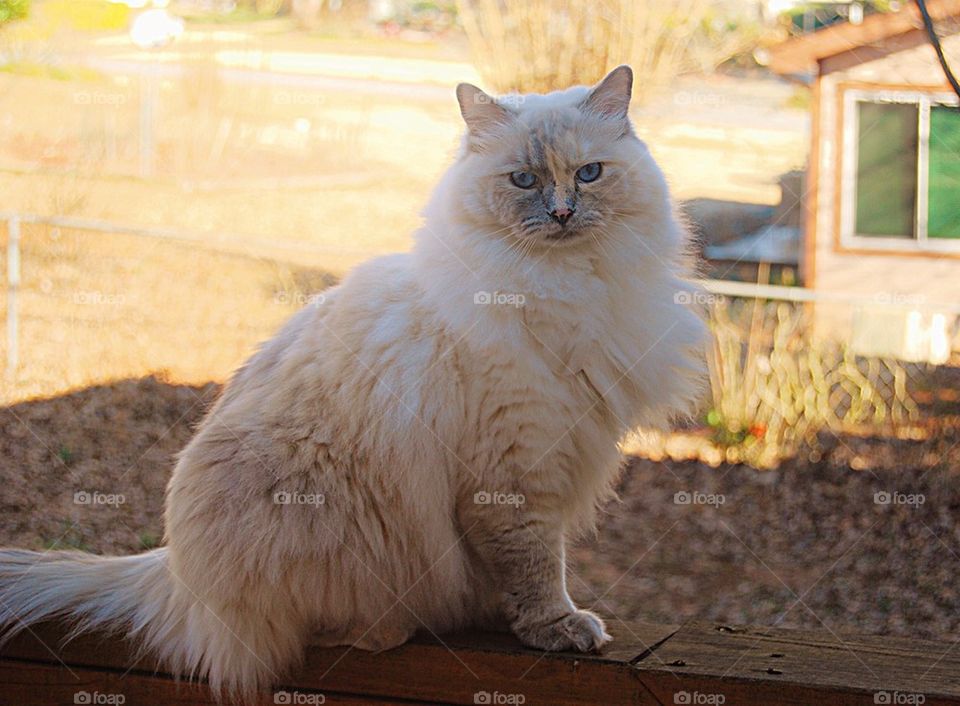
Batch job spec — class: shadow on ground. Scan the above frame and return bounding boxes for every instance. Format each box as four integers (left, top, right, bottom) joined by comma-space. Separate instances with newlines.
0, 376, 219, 553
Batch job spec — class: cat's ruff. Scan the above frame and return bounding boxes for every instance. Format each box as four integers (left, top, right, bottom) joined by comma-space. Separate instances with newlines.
0, 66, 705, 701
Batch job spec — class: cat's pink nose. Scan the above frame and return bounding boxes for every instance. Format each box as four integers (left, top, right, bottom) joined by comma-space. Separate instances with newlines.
551, 206, 574, 226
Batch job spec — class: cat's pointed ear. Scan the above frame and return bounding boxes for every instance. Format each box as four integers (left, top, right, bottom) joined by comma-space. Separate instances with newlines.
581, 65, 633, 119
456, 83, 512, 139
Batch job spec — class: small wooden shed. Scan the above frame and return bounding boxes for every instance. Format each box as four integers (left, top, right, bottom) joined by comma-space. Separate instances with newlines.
770, 0, 960, 362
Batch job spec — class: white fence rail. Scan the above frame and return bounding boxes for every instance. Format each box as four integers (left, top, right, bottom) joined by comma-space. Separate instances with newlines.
702, 278, 960, 314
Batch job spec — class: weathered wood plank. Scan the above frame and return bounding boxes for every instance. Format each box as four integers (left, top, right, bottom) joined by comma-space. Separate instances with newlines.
1, 620, 676, 706
0, 659, 430, 705
636, 622, 960, 706
287, 621, 676, 706
4, 619, 960, 706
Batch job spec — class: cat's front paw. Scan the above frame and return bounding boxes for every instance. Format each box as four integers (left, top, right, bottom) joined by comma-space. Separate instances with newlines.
514, 609, 612, 653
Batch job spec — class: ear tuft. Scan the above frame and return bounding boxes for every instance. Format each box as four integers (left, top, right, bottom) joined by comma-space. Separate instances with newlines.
456, 83, 512, 138
581, 65, 633, 119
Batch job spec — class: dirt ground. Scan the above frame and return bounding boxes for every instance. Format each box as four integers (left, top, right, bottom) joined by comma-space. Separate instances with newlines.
570, 442, 960, 641
2, 375, 958, 641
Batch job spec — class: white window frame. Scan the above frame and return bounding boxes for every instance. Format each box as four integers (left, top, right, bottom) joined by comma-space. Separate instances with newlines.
840, 87, 960, 253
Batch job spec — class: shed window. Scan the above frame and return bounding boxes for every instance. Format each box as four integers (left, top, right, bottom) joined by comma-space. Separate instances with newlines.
929, 106, 960, 239
844, 90, 960, 251
855, 102, 919, 238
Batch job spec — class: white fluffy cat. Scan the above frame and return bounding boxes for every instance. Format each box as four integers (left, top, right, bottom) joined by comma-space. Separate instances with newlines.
0, 66, 705, 700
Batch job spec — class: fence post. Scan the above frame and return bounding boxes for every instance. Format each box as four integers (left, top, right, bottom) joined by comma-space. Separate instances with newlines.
6, 216, 20, 377
139, 62, 159, 178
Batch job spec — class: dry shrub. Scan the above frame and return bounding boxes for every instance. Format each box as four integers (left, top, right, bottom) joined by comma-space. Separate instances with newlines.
707, 298, 921, 467
456, 0, 755, 100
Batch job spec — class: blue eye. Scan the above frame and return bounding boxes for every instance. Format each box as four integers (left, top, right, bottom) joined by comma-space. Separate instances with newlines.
576, 162, 602, 183
510, 171, 537, 189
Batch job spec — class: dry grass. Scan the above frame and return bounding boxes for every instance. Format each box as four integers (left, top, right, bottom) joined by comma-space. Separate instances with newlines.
0, 66, 451, 401
0, 222, 336, 403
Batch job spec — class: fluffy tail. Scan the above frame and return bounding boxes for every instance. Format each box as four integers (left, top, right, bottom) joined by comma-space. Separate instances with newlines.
0, 548, 175, 646
0, 548, 296, 700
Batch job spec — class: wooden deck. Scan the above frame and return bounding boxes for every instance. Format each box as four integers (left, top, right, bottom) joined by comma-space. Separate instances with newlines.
2, 619, 959, 704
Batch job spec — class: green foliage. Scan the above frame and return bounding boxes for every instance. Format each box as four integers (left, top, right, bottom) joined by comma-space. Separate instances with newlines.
0, 0, 29, 25
784, 0, 898, 33
785, 85, 811, 111
42, 523, 91, 552
387, 1, 457, 32
58, 445, 77, 466
139, 531, 161, 550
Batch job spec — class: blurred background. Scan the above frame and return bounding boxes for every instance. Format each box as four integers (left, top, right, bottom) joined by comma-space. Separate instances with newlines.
1, 0, 959, 642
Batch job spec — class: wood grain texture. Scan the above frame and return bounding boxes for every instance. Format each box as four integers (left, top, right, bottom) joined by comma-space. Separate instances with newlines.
636, 622, 960, 706
0, 660, 421, 705
0, 620, 675, 706
2, 619, 959, 706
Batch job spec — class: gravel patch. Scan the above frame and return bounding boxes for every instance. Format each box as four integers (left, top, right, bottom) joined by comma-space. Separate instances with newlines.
571, 434, 960, 640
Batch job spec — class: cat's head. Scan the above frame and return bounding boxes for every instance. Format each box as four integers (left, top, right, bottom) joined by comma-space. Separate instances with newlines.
452, 66, 663, 248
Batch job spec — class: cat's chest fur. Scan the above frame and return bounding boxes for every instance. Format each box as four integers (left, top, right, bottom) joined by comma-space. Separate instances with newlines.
457, 268, 638, 465
494, 264, 633, 410
447, 287, 633, 530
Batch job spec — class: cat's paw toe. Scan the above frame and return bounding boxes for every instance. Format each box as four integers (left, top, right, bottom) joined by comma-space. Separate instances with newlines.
557, 609, 611, 652
516, 609, 611, 653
